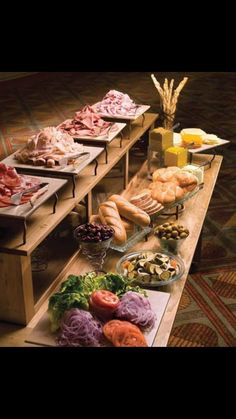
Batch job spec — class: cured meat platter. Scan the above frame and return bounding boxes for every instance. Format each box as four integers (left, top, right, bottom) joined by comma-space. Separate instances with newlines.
0, 175, 67, 219
92, 103, 150, 121
2, 145, 104, 177
73, 122, 126, 143
91, 90, 150, 121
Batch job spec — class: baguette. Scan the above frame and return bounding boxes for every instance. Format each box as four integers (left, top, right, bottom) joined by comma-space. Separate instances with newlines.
89, 214, 102, 224
121, 218, 135, 233
99, 201, 127, 245
109, 195, 150, 227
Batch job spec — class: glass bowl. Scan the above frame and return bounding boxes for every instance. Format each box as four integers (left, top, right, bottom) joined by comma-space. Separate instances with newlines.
156, 236, 186, 254
74, 224, 114, 271
116, 250, 185, 287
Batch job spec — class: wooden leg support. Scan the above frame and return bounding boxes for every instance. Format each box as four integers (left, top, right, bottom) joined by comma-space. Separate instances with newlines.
124, 151, 129, 189
0, 253, 34, 325
85, 191, 93, 221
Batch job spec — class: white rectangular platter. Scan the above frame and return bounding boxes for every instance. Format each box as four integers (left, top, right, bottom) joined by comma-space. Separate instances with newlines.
0, 176, 67, 219
73, 122, 126, 142
92, 103, 150, 121
2, 145, 104, 176
173, 132, 230, 153
26, 289, 170, 347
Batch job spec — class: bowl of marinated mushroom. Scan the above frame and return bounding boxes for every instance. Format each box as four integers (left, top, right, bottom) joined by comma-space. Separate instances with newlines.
154, 222, 189, 254
116, 250, 185, 287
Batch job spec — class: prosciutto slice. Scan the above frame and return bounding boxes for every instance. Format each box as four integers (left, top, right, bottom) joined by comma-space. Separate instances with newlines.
0, 163, 40, 208
95, 90, 141, 116
59, 105, 113, 137
15, 127, 84, 167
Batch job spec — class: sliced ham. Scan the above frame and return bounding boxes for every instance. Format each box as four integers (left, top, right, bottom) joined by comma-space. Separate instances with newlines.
95, 90, 141, 116
59, 105, 113, 138
15, 127, 84, 167
0, 164, 41, 208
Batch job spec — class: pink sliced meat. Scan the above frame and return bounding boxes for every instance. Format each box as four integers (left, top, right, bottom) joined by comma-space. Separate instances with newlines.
0, 164, 41, 208
96, 90, 141, 116
15, 126, 84, 167
59, 105, 113, 137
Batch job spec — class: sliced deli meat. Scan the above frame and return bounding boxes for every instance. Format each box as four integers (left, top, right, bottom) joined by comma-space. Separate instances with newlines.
95, 90, 142, 116
15, 127, 84, 167
0, 163, 41, 208
59, 105, 114, 138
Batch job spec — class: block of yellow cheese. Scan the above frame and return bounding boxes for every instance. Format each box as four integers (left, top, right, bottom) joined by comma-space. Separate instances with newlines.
164, 146, 188, 168
149, 127, 173, 152
181, 128, 206, 148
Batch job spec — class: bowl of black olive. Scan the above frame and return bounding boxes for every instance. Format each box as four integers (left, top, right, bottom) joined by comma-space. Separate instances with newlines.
154, 222, 189, 254
74, 223, 114, 270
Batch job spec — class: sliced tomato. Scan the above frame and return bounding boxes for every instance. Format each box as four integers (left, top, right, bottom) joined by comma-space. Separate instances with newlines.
103, 320, 123, 341
103, 320, 140, 342
89, 297, 116, 321
112, 325, 148, 347
90, 290, 119, 309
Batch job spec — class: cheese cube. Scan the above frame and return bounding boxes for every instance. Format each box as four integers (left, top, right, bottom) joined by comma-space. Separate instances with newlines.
164, 146, 188, 168
149, 127, 173, 152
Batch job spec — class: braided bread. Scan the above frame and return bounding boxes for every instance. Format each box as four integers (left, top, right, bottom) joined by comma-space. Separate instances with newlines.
153, 166, 180, 183
151, 181, 185, 204
109, 195, 150, 227
174, 172, 198, 191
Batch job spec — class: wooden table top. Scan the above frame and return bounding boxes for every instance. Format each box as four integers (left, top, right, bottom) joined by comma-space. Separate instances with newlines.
62, 153, 223, 346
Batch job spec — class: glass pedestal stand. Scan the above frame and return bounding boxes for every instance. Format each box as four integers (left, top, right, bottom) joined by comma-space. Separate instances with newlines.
78, 237, 113, 271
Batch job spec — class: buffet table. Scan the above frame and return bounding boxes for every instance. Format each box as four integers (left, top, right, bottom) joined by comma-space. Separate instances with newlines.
0, 112, 158, 325
48, 153, 222, 347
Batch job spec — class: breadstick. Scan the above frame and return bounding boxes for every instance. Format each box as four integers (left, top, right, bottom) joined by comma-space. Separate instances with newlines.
151, 74, 164, 101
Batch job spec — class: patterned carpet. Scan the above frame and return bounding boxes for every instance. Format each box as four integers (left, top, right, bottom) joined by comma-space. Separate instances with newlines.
0, 72, 235, 346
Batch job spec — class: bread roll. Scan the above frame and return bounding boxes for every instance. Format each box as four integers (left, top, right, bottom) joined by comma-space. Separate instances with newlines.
151, 182, 185, 204
109, 195, 150, 227
153, 167, 180, 183
174, 172, 198, 191
99, 201, 127, 245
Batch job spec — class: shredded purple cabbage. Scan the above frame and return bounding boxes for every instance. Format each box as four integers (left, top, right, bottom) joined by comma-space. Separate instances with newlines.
115, 291, 156, 329
57, 308, 103, 347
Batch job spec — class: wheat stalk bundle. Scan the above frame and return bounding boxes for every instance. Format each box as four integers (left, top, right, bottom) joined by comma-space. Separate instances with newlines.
151, 74, 188, 129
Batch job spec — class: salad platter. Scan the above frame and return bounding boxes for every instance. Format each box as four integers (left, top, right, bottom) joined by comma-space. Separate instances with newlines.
26, 271, 170, 347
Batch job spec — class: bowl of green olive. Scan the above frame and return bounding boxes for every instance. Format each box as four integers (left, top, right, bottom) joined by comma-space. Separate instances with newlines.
154, 222, 189, 254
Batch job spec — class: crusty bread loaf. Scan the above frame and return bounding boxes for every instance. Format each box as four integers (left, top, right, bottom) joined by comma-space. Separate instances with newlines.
121, 218, 135, 233
99, 201, 127, 245
109, 194, 150, 227
90, 213, 134, 233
